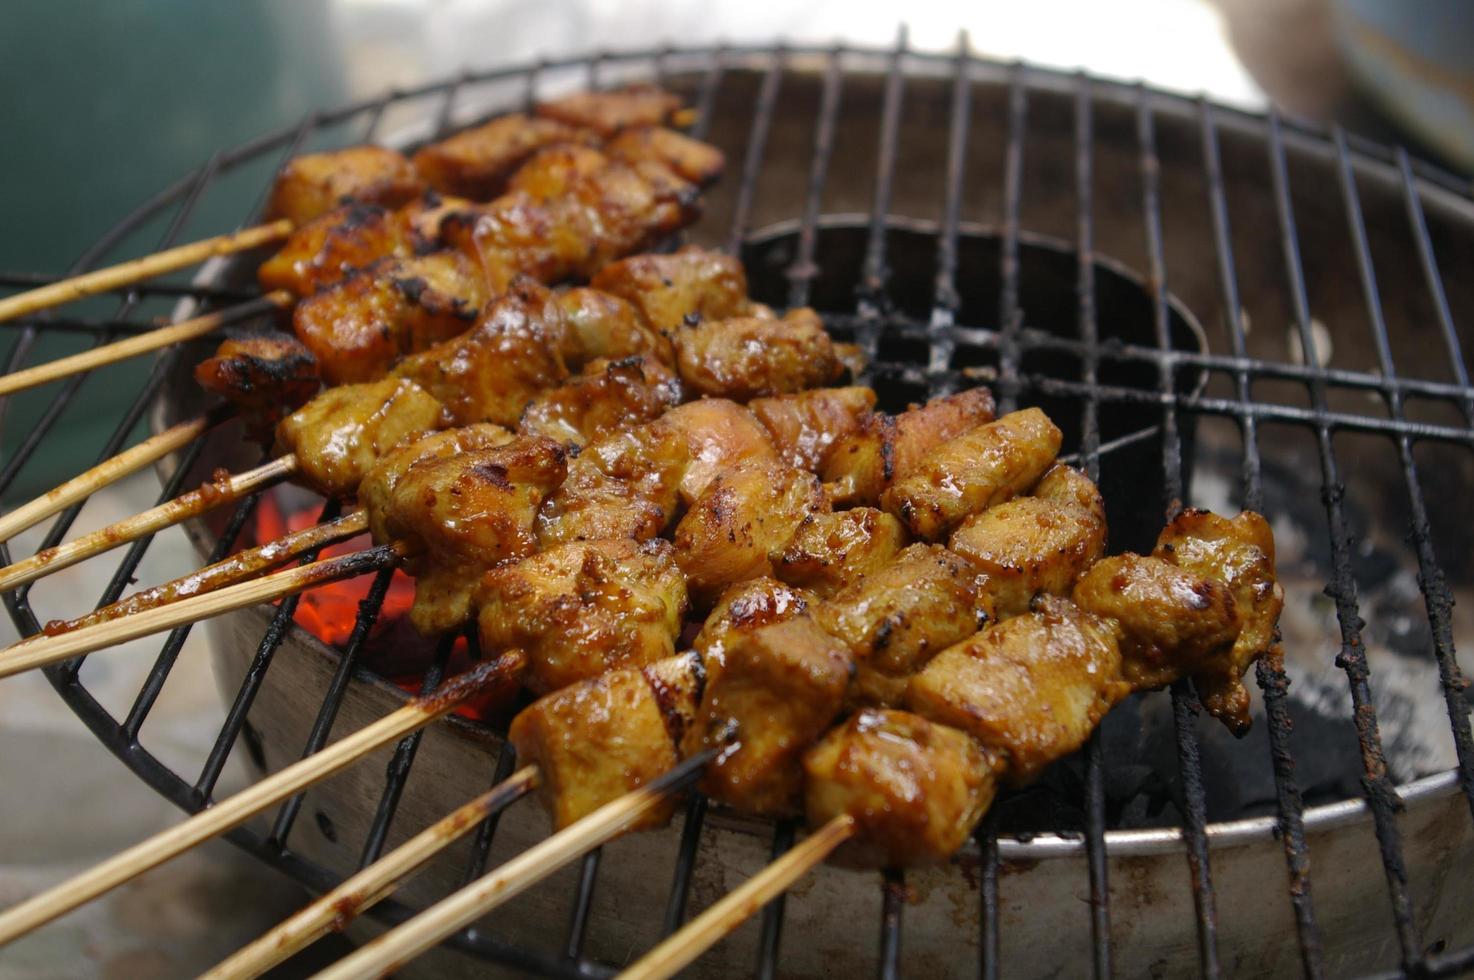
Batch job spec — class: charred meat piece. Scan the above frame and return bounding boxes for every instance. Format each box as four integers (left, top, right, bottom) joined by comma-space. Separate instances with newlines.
607, 126, 726, 185
478, 538, 687, 694
266, 145, 425, 226
775, 507, 908, 600
394, 277, 571, 428
1153, 508, 1283, 735
672, 459, 830, 604
822, 388, 996, 505
377, 435, 567, 634
503, 143, 610, 200
359, 423, 514, 542
293, 250, 487, 385
683, 616, 853, 816
509, 652, 701, 831
275, 376, 445, 499
693, 577, 815, 685
749, 387, 877, 472
536, 84, 684, 136
882, 407, 1062, 541
906, 595, 1129, 783
814, 543, 989, 708
193, 334, 320, 442
662, 398, 779, 504
257, 203, 415, 298
518, 355, 681, 448
804, 709, 1003, 869
950, 463, 1108, 618
591, 245, 753, 335
412, 114, 594, 199
555, 287, 673, 367
673, 307, 842, 400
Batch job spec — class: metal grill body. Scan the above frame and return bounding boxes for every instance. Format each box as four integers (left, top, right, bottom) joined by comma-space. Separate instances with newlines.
3, 42, 1474, 978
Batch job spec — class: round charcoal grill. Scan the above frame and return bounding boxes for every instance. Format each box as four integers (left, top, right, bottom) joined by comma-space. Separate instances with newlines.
4, 40, 1474, 978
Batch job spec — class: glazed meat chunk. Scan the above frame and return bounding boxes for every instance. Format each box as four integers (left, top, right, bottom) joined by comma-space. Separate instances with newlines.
275, 377, 445, 499
412, 114, 592, 199
814, 543, 989, 708
674, 308, 841, 400
193, 334, 320, 442
822, 388, 995, 505
750, 387, 877, 472
804, 709, 1003, 869
607, 126, 726, 185
672, 459, 829, 603
377, 436, 567, 634
693, 577, 815, 684
591, 246, 753, 335
774, 508, 908, 599
258, 203, 415, 297
266, 145, 425, 226
882, 407, 1062, 540
477, 538, 687, 693
394, 278, 571, 427
555, 287, 673, 367
359, 424, 514, 542
518, 355, 681, 448
509, 654, 700, 831
536, 84, 683, 136
950, 463, 1108, 617
293, 250, 487, 384
906, 596, 1129, 782
661, 398, 779, 504
684, 616, 853, 815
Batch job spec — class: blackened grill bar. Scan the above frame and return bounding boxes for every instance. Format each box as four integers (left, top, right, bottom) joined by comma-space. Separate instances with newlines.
0, 39, 1472, 978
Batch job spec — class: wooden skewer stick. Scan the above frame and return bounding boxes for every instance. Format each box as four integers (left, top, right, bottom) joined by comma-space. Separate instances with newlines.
0, 454, 298, 593
0, 221, 294, 324
0, 291, 293, 398
311, 750, 716, 980
0, 542, 400, 680
0, 656, 518, 947
620, 814, 857, 980
202, 768, 540, 980
0, 411, 221, 544
58, 510, 369, 633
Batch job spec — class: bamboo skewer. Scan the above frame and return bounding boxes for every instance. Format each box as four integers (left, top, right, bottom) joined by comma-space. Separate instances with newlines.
0, 454, 299, 593
311, 750, 716, 980
0, 411, 221, 544
202, 768, 540, 980
0, 291, 293, 398
620, 814, 857, 980
0, 221, 294, 324
0, 541, 401, 679
57, 510, 369, 633
0, 656, 517, 947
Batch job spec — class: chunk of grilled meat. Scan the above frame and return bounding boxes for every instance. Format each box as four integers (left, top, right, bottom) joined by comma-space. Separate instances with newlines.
555, 287, 673, 367
1154, 509, 1283, 734
774, 507, 909, 600
590, 246, 753, 336
194, 334, 320, 442
882, 407, 1063, 540
673, 307, 842, 400
535, 84, 684, 136
394, 277, 571, 428
822, 388, 996, 505
293, 250, 487, 384
906, 595, 1129, 783
804, 709, 1003, 869
477, 538, 687, 694
518, 355, 681, 449
359, 424, 515, 543
376, 436, 567, 634
257, 203, 416, 298
683, 615, 853, 815
672, 459, 830, 604
950, 463, 1108, 617
412, 114, 595, 200
275, 377, 446, 499
510, 652, 702, 831
693, 577, 815, 685
814, 543, 991, 708
266, 145, 426, 226
750, 387, 877, 472
607, 127, 726, 185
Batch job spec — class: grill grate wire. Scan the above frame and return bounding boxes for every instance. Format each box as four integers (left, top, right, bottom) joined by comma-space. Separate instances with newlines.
0, 39, 1472, 978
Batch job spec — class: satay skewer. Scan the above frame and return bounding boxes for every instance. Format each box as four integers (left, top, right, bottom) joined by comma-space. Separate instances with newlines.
0, 455, 299, 593
202, 768, 539, 980
0, 655, 518, 947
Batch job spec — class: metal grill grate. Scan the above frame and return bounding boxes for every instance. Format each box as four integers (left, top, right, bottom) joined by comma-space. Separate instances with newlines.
4, 39, 1474, 977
